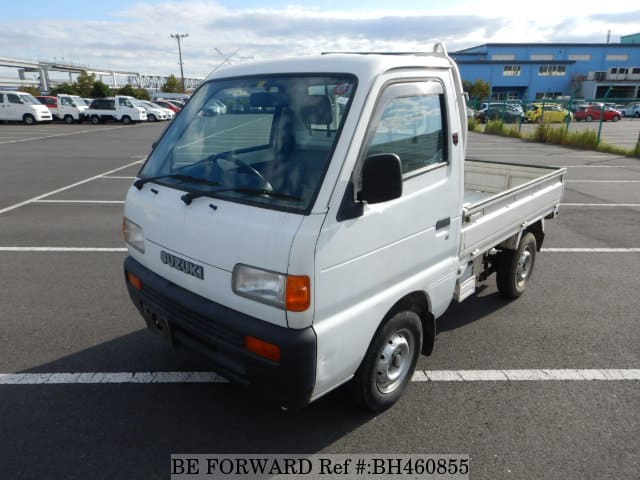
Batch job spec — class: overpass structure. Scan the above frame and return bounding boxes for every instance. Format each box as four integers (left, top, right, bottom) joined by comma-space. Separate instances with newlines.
0, 56, 203, 92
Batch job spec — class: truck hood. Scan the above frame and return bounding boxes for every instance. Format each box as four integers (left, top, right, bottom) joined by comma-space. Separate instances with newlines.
124, 183, 303, 326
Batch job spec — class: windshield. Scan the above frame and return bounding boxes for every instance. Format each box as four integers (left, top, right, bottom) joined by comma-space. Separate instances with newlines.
21, 94, 41, 105
72, 96, 88, 107
139, 74, 356, 212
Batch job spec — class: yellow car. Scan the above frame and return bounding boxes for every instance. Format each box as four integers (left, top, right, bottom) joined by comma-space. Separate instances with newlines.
526, 103, 573, 123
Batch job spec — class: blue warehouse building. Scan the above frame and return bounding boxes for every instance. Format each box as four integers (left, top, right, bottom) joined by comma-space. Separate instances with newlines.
451, 41, 640, 101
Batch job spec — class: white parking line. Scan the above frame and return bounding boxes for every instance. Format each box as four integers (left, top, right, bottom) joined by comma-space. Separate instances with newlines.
566, 180, 640, 183
101, 176, 136, 179
542, 248, 640, 253
1, 369, 638, 385
0, 160, 142, 216
1, 247, 637, 253
34, 200, 125, 204
0, 247, 127, 252
0, 125, 134, 145
561, 203, 640, 207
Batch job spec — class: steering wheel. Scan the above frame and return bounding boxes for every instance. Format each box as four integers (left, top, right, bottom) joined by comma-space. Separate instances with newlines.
215, 154, 273, 191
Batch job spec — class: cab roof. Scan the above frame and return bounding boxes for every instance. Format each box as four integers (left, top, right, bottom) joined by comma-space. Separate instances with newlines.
204, 52, 454, 83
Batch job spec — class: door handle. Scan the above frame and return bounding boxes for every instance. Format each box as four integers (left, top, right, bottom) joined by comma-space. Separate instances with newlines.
436, 217, 451, 230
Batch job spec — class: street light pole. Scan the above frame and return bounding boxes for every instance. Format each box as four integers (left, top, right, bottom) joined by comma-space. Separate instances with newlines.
170, 33, 188, 92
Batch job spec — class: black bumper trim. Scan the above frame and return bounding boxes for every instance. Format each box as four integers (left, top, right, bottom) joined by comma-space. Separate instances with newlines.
124, 256, 316, 409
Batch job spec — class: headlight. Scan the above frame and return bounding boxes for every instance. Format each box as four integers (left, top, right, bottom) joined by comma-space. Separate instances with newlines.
232, 264, 310, 312
123, 217, 145, 253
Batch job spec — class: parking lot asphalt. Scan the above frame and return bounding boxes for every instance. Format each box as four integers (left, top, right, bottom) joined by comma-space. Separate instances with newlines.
0, 124, 638, 479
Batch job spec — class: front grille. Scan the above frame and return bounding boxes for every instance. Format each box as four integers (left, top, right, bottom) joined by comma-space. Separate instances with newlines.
142, 284, 243, 348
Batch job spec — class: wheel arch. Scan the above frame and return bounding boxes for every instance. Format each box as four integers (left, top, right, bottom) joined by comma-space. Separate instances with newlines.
386, 291, 436, 356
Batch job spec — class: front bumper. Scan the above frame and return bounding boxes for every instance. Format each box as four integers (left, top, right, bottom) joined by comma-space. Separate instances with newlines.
124, 256, 317, 409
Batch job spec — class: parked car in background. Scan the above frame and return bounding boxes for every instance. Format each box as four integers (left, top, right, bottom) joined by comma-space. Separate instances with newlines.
134, 100, 171, 122
622, 102, 640, 118
0, 91, 52, 124
154, 100, 181, 113
232, 104, 245, 113
85, 96, 147, 124
37, 94, 88, 123
525, 103, 573, 123
475, 105, 523, 123
202, 99, 228, 116
574, 105, 622, 122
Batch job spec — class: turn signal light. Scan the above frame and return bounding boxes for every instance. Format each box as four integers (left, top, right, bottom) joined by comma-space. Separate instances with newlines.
245, 336, 281, 362
127, 272, 143, 291
286, 275, 311, 312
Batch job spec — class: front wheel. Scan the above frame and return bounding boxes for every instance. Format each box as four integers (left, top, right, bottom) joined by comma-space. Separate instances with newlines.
64, 115, 74, 124
90, 115, 100, 125
122, 116, 131, 125
496, 232, 537, 299
612, 115, 620, 122
148, 114, 156, 122
350, 310, 422, 412
23, 114, 35, 125
586, 115, 593, 122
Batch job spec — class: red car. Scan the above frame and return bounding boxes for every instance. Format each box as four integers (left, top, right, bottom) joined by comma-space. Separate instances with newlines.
574, 106, 622, 122
36, 95, 57, 109
154, 100, 181, 113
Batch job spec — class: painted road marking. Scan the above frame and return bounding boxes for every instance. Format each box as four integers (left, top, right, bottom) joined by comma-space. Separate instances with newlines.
34, 200, 125, 204
0, 247, 127, 252
1, 369, 638, 385
0, 160, 143, 216
101, 176, 136, 179
0, 125, 135, 145
1, 247, 638, 253
565, 180, 640, 183
542, 248, 640, 253
561, 203, 640, 207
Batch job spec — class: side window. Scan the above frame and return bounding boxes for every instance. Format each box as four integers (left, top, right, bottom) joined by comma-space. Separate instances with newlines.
8, 94, 22, 104
365, 91, 445, 175
0, 94, 5, 104
61, 97, 73, 106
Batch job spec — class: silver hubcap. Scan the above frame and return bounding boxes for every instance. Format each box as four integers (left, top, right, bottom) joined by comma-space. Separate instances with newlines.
516, 249, 532, 287
376, 329, 414, 394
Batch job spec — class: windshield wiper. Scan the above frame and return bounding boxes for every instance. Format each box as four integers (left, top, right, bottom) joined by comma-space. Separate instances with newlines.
134, 173, 220, 190
181, 187, 302, 205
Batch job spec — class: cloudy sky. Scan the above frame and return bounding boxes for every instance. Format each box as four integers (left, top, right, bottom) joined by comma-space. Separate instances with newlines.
1, 0, 639, 79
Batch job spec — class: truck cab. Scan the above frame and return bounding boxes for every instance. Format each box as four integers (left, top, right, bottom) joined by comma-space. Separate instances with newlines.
123, 46, 564, 410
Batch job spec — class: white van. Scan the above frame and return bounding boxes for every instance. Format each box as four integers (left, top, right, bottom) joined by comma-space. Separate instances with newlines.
123, 46, 565, 411
0, 91, 52, 124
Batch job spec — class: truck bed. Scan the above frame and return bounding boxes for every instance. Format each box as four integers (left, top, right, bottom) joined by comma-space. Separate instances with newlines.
460, 159, 566, 262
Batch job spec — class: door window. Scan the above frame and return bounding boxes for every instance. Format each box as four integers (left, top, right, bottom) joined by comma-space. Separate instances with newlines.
7, 94, 22, 104
364, 82, 446, 176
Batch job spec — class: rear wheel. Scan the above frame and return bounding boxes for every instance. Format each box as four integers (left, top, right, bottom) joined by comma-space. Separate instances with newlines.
496, 232, 537, 299
90, 115, 100, 125
586, 115, 593, 122
634, 112, 640, 118
23, 114, 35, 125
350, 310, 422, 412
612, 115, 620, 122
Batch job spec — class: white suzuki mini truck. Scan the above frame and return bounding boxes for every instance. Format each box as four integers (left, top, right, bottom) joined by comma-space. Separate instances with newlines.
123, 45, 565, 411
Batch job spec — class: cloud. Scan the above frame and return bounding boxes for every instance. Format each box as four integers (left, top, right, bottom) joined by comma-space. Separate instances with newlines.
0, 2, 638, 79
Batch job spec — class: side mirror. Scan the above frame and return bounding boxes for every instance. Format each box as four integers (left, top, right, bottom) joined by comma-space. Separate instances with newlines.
359, 153, 402, 204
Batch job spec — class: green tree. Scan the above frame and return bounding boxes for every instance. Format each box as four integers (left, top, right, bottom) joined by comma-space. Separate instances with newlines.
19, 86, 41, 96
91, 80, 112, 98
117, 84, 137, 97
469, 79, 491, 100
50, 83, 78, 95
162, 74, 183, 93
75, 71, 96, 98
133, 88, 150, 100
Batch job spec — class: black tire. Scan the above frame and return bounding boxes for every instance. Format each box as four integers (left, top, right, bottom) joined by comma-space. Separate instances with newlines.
122, 116, 131, 125
148, 114, 156, 122
64, 115, 74, 124
496, 232, 537, 299
612, 115, 620, 122
634, 112, 640, 119
90, 115, 100, 125
586, 115, 593, 122
350, 310, 422, 412
23, 114, 35, 125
